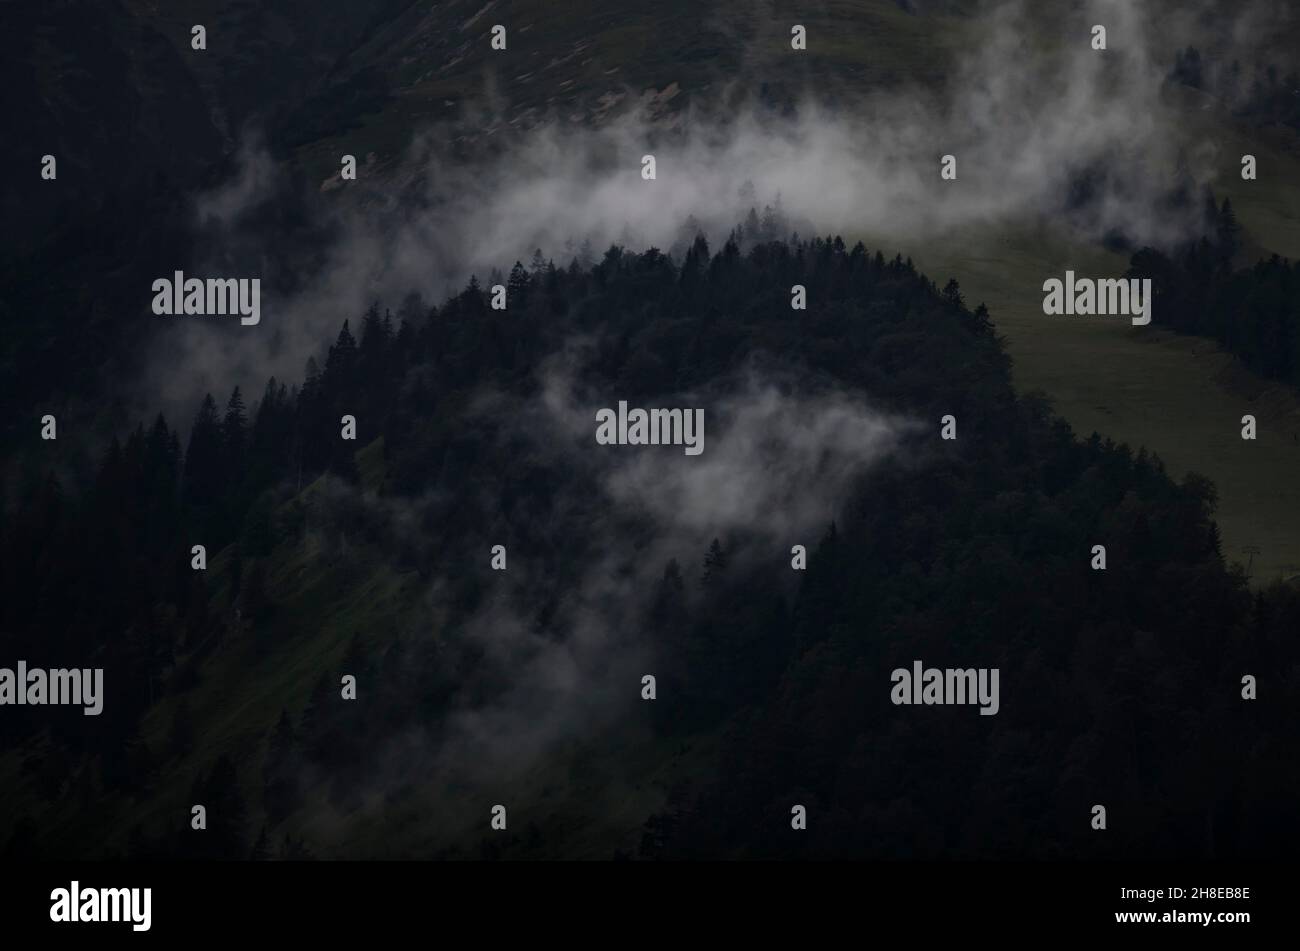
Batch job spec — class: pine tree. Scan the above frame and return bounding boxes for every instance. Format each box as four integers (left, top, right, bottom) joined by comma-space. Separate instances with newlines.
221, 389, 248, 524
249, 377, 288, 482
145, 413, 179, 495
223, 387, 247, 457
303, 356, 322, 395
942, 278, 964, 308
650, 558, 687, 629
176, 398, 226, 546
250, 826, 271, 861
263, 708, 298, 823
359, 303, 384, 353
461, 275, 487, 317
508, 261, 530, 302
1216, 198, 1241, 261
183, 394, 224, 514
702, 538, 728, 585
324, 321, 359, 393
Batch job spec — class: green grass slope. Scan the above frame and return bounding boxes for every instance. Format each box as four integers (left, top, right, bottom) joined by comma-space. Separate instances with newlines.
894, 219, 1300, 585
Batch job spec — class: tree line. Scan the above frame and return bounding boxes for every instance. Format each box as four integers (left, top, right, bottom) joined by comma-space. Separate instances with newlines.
3, 227, 1296, 860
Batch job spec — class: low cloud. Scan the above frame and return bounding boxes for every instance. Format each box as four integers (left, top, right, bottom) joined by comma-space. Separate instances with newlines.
144, 0, 1258, 423
309, 357, 914, 824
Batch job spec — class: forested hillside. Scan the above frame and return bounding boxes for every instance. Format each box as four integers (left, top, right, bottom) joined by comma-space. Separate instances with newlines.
1127, 235, 1300, 388
3, 233, 1295, 860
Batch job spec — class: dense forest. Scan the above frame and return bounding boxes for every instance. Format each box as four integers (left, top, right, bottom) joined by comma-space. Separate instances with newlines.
2, 230, 1297, 860
1125, 218, 1300, 387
